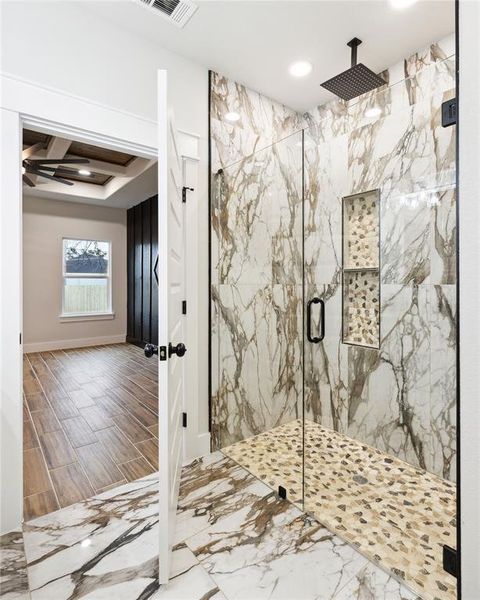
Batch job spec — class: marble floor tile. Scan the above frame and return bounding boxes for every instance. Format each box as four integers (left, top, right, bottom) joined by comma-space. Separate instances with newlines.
23, 474, 159, 599
0, 530, 30, 599
337, 563, 421, 600
16, 449, 427, 600
176, 451, 267, 544
179, 451, 416, 600
151, 543, 226, 599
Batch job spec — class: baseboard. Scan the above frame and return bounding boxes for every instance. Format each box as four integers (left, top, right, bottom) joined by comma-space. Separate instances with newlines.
196, 432, 211, 456
184, 432, 211, 464
23, 334, 126, 353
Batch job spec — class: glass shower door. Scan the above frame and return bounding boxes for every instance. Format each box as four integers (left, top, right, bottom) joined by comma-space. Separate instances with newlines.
302, 51, 457, 600
211, 130, 305, 507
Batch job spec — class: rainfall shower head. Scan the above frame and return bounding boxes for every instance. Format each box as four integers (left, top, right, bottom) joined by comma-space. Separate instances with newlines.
320, 38, 386, 102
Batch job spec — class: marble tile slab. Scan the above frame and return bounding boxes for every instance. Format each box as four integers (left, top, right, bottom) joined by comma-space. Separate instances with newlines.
0, 530, 30, 600
23, 475, 159, 600
17, 450, 428, 600
151, 543, 226, 599
178, 452, 419, 600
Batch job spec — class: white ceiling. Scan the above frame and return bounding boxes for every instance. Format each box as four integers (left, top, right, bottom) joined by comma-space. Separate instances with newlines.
25, 164, 158, 209
85, 0, 454, 112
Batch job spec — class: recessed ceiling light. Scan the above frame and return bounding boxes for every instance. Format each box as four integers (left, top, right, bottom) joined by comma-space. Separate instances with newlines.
78, 169, 91, 176
289, 61, 313, 78
225, 112, 240, 122
389, 0, 418, 9
365, 107, 382, 118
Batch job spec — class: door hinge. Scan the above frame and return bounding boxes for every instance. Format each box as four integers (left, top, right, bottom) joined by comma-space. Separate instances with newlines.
19, 333, 22, 344
443, 545, 457, 578
182, 186, 194, 203
158, 346, 167, 361
182, 300, 187, 315
278, 485, 287, 500
442, 98, 456, 127
182, 412, 187, 428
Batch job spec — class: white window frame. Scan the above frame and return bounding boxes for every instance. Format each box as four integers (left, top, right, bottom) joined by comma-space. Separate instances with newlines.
60, 237, 114, 320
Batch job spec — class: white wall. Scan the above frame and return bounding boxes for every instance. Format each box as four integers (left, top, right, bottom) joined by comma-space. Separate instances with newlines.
0, 0, 209, 431
459, 1, 480, 597
23, 196, 127, 351
0, 1, 210, 533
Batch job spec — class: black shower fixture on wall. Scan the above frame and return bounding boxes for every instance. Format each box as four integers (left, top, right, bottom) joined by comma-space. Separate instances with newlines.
320, 37, 387, 101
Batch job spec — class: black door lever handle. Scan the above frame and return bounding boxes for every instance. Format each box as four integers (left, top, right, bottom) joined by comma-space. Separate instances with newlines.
169, 342, 187, 358
144, 343, 158, 358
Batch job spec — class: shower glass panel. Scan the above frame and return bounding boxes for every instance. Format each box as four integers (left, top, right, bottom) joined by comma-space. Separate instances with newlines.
211, 130, 305, 508
302, 51, 457, 600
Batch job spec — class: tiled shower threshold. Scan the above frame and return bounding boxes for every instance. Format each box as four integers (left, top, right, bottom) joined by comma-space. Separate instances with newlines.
223, 419, 457, 600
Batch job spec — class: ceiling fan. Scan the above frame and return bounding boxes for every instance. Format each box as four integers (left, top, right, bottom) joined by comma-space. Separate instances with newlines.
22, 143, 91, 187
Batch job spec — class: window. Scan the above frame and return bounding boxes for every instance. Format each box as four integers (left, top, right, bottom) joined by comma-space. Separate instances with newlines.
62, 239, 112, 317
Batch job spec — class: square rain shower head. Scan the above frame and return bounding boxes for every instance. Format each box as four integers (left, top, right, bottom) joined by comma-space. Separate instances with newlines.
321, 63, 387, 102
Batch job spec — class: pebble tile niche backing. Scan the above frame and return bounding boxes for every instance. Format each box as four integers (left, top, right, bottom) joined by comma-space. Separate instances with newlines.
342, 190, 380, 348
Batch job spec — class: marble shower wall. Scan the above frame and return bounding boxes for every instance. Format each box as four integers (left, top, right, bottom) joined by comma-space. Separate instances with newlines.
304, 34, 456, 481
210, 72, 304, 449
210, 33, 457, 481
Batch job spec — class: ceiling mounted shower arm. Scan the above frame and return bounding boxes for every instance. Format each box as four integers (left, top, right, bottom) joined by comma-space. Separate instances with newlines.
347, 37, 362, 68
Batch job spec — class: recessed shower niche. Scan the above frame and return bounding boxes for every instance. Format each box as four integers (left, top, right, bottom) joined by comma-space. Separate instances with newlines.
342, 189, 380, 348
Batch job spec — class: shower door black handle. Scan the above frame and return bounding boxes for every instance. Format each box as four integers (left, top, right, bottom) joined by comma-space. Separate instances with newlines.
307, 297, 325, 343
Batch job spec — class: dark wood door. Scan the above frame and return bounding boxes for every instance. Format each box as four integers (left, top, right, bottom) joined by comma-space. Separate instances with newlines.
127, 195, 158, 347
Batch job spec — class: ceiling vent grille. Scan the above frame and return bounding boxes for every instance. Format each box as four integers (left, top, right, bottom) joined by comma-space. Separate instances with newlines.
136, 0, 197, 28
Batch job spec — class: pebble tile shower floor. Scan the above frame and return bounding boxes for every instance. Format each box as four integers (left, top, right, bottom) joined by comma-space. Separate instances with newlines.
223, 420, 456, 600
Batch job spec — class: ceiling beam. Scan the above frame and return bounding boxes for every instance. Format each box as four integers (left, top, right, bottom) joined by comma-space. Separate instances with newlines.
46, 136, 72, 158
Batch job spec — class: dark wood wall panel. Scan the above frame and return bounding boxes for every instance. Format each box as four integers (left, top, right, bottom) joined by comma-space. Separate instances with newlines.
127, 195, 158, 347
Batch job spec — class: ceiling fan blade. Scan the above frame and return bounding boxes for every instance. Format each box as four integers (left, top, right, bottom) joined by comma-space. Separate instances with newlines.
22, 174, 36, 187
26, 168, 74, 186
22, 142, 43, 160
26, 166, 95, 182
27, 158, 90, 165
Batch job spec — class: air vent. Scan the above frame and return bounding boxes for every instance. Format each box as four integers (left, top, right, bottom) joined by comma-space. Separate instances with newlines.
136, 0, 197, 28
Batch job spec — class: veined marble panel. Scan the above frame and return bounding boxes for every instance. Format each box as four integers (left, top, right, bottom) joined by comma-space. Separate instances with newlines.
210, 71, 303, 172
23, 475, 159, 599
0, 530, 30, 600
304, 281, 349, 433
304, 132, 347, 286
429, 284, 457, 480
212, 283, 302, 449
347, 284, 432, 470
213, 130, 303, 286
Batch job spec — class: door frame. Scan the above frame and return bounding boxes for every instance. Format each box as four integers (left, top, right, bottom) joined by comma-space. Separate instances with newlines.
0, 72, 202, 535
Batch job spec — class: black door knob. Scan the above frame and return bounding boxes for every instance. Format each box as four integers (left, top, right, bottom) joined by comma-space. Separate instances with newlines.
169, 342, 186, 358
144, 343, 158, 358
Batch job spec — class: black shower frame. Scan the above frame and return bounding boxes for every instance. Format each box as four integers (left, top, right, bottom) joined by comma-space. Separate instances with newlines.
454, 0, 461, 595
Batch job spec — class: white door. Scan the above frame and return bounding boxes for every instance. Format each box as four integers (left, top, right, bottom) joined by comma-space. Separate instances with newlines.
157, 70, 186, 584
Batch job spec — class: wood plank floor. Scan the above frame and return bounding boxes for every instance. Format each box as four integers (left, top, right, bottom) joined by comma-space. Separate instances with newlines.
23, 343, 158, 521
